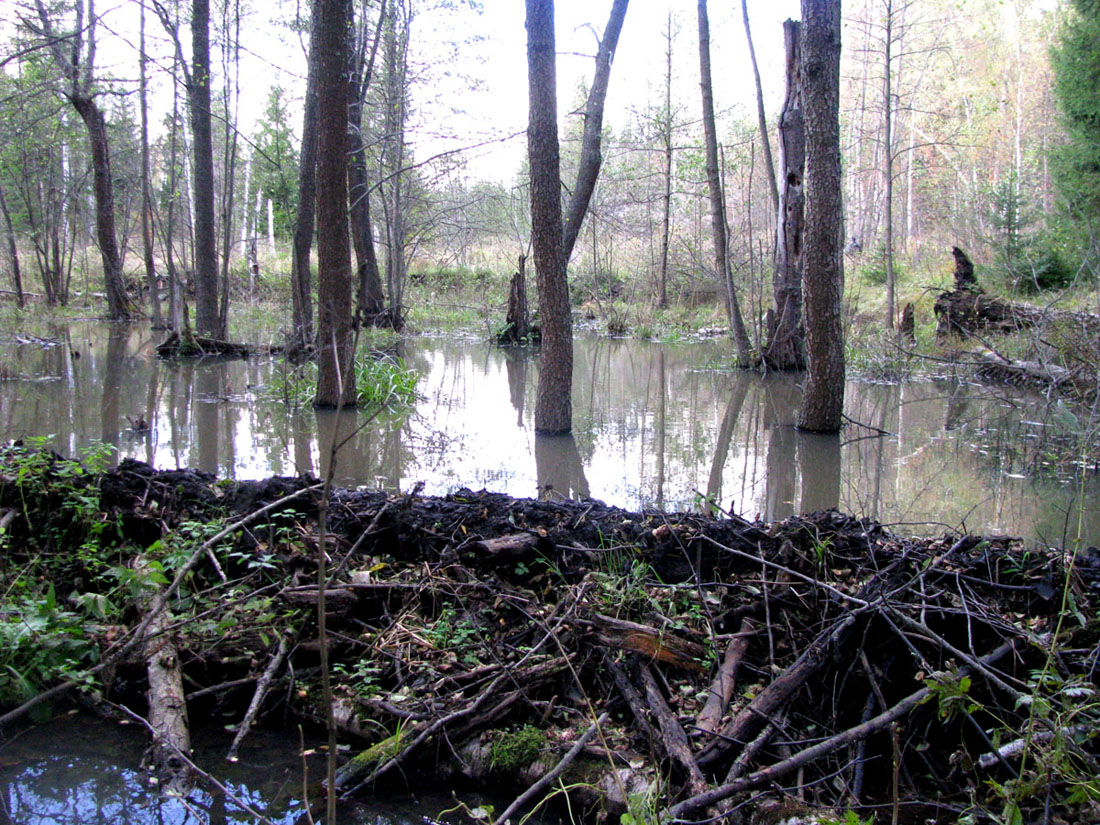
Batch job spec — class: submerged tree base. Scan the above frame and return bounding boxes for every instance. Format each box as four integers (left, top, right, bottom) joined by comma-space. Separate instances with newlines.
0, 450, 1098, 823
155, 330, 256, 359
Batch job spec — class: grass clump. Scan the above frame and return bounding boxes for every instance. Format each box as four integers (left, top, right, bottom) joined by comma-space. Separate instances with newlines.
265, 351, 419, 411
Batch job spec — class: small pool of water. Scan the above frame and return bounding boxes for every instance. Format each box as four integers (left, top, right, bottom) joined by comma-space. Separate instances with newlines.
0, 321, 1095, 546
0, 714, 490, 825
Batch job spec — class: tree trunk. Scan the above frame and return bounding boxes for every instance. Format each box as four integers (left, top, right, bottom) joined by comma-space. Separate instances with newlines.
883, 0, 896, 329
764, 20, 805, 370
656, 12, 674, 310
349, 2, 387, 326
314, 0, 356, 409
560, 0, 629, 262
289, 4, 321, 351
797, 0, 845, 434
501, 254, 530, 344
140, 0, 162, 327
0, 185, 24, 308
527, 0, 572, 435
697, 0, 752, 364
70, 95, 131, 321
741, 0, 779, 213
189, 0, 221, 338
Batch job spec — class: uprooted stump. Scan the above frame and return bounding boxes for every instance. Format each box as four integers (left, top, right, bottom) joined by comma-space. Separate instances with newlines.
1, 448, 1099, 824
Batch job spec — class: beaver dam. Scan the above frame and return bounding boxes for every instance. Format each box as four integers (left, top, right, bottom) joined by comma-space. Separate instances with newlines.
0, 446, 1098, 824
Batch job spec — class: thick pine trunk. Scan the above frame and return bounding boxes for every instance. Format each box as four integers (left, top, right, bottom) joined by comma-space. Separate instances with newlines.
797, 0, 845, 434
314, 0, 356, 409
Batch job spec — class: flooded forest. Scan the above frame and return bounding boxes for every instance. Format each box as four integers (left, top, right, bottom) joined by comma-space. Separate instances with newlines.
1, 0, 1100, 824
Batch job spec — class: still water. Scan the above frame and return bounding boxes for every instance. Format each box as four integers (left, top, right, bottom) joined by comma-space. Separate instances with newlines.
0, 714, 481, 824
0, 321, 1095, 546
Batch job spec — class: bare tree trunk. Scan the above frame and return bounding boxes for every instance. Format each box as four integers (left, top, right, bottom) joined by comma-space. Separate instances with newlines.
883, 0, 896, 329
189, 0, 221, 338
741, 0, 779, 213
314, 0, 356, 410
798, 0, 845, 434
697, 0, 752, 364
527, 0, 572, 435
33, 0, 131, 320
656, 12, 674, 310
290, 0, 321, 351
349, 0, 387, 325
140, 0, 161, 327
217, 0, 242, 337
764, 20, 805, 370
0, 185, 24, 308
560, 0, 629, 262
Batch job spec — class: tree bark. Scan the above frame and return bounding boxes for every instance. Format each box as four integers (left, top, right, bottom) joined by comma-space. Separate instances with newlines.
189, 0, 221, 338
697, 0, 752, 364
764, 20, 805, 371
33, 0, 131, 321
527, 0, 572, 434
0, 185, 24, 308
139, 0, 161, 327
656, 12, 674, 310
742, 0, 779, 213
560, 0, 629, 262
290, 0, 322, 351
314, 0, 356, 409
349, 1, 387, 326
797, 0, 845, 434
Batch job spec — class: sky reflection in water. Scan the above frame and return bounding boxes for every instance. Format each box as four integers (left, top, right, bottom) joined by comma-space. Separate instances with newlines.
0, 322, 1094, 546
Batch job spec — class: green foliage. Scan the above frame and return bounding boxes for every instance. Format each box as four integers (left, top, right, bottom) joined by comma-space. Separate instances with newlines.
1050, 0, 1100, 219
0, 586, 96, 705
250, 86, 300, 239
858, 245, 906, 287
265, 352, 419, 411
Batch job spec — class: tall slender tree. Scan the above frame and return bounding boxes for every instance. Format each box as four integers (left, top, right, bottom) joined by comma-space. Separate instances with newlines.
30, 0, 131, 321
314, 0, 356, 410
560, 0, 629, 262
189, 0, 221, 338
289, 0, 322, 351
527, 0, 571, 434
798, 0, 845, 433
697, 0, 752, 364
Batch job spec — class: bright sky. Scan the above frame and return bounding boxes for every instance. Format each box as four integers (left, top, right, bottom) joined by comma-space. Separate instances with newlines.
7, 0, 803, 184
417, 0, 803, 182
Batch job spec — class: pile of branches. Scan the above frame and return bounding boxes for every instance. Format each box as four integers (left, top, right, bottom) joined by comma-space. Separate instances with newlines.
1, 451, 1099, 823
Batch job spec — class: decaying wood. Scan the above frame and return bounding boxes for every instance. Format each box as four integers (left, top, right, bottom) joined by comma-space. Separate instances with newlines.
226, 634, 291, 762
589, 613, 708, 672
697, 613, 859, 767
2, 453, 1096, 822
136, 557, 194, 794
155, 330, 254, 359
696, 617, 754, 734
640, 664, 707, 793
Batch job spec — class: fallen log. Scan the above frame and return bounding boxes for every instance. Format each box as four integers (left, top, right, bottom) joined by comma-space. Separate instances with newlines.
135, 557, 194, 795
588, 613, 708, 672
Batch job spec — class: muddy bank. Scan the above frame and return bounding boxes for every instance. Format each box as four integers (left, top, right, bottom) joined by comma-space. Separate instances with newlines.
1, 447, 1098, 824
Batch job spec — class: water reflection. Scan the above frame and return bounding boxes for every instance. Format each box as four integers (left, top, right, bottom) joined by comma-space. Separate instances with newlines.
0, 322, 1095, 545
0, 716, 472, 825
